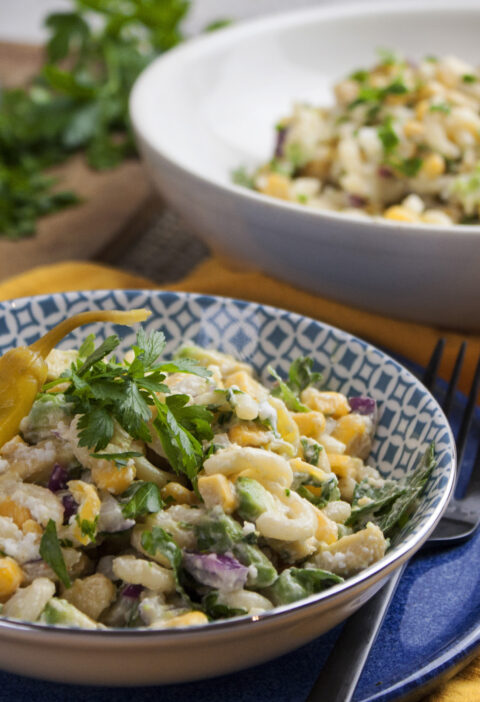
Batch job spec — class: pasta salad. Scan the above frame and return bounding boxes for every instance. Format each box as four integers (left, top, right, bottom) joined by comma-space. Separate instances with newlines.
0, 326, 434, 629
235, 51, 480, 225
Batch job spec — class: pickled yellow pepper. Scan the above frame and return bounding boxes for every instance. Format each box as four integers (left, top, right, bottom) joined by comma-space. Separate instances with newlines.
0, 308, 151, 448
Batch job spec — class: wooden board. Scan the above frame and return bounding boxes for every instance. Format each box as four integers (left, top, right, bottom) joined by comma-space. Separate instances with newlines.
0, 42, 154, 280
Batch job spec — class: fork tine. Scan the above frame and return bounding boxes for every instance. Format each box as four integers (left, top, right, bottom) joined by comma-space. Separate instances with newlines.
422, 338, 445, 390
456, 353, 480, 470
442, 342, 467, 416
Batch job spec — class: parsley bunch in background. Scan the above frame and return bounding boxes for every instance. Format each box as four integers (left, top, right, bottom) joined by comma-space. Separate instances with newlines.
0, 0, 191, 239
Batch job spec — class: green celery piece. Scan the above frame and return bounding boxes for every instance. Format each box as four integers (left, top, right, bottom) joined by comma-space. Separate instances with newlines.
270, 567, 343, 605
233, 543, 277, 589
202, 591, 247, 619
235, 477, 272, 522
194, 509, 244, 553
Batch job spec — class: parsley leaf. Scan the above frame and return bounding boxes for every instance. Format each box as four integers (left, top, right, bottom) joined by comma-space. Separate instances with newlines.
0, 0, 192, 238
269, 366, 309, 412
39, 519, 71, 588
120, 481, 164, 519
269, 357, 321, 411
287, 357, 323, 394
347, 443, 436, 536
90, 450, 143, 468
378, 116, 399, 154
58, 329, 213, 487
77, 407, 115, 451
300, 438, 323, 466
141, 526, 182, 569
76, 335, 120, 376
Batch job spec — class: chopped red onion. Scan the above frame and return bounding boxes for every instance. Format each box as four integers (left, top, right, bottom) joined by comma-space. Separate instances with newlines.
274, 126, 288, 159
349, 396, 377, 416
378, 165, 393, 178
182, 551, 248, 592
122, 584, 144, 599
62, 493, 78, 523
348, 194, 367, 208
48, 464, 68, 492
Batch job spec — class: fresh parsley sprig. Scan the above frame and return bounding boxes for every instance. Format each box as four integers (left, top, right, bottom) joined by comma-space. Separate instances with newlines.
47, 328, 213, 485
0, 0, 191, 238
39, 519, 71, 588
269, 356, 322, 412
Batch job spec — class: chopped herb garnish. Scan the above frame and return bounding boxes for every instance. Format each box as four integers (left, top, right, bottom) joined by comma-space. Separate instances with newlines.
121, 482, 164, 519
350, 69, 369, 83
429, 103, 451, 114
48, 329, 212, 487
90, 451, 143, 468
462, 74, 477, 84
378, 116, 399, 154
231, 167, 255, 189
0, 0, 192, 238
376, 48, 399, 66
347, 443, 436, 537
40, 519, 71, 588
349, 79, 408, 110
390, 156, 423, 178
301, 438, 323, 466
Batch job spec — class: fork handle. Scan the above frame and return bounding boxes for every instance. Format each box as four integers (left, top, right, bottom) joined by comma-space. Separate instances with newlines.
305, 562, 407, 702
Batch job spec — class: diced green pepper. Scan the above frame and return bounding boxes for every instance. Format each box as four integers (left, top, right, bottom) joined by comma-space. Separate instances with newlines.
235, 476, 273, 522
233, 543, 277, 588
269, 567, 343, 605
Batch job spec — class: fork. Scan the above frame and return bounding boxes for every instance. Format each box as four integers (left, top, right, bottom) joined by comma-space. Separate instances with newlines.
306, 341, 480, 702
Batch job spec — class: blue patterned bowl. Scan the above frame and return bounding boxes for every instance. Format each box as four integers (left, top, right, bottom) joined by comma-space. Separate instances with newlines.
0, 290, 455, 686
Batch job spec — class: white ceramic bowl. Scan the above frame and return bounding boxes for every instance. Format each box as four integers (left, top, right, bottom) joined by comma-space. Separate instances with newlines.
130, 1, 480, 331
0, 290, 454, 685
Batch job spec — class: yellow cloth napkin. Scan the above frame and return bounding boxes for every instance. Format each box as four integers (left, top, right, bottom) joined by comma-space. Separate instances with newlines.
0, 258, 478, 394
0, 257, 479, 702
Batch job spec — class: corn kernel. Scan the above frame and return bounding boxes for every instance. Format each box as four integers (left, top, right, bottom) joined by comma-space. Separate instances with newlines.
384, 206, 418, 222
415, 99, 430, 120
224, 370, 266, 401
161, 482, 198, 506
300, 389, 350, 418
21, 519, 43, 535
68, 480, 101, 546
289, 457, 328, 483
312, 507, 338, 545
403, 120, 424, 138
164, 611, 208, 628
331, 414, 367, 452
258, 173, 291, 200
268, 397, 300, 447
198, 474, 237, 514
0, 498, 33, 528
90, 461, 135, 495
292, 411, 326, 439
327, 454, 357, 478
421, 153, 445, 178
0, 557, 23, 600
228, 424, 271, 447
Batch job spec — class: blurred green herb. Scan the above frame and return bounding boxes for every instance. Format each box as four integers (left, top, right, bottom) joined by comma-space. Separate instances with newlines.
0, 0, 192, 239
